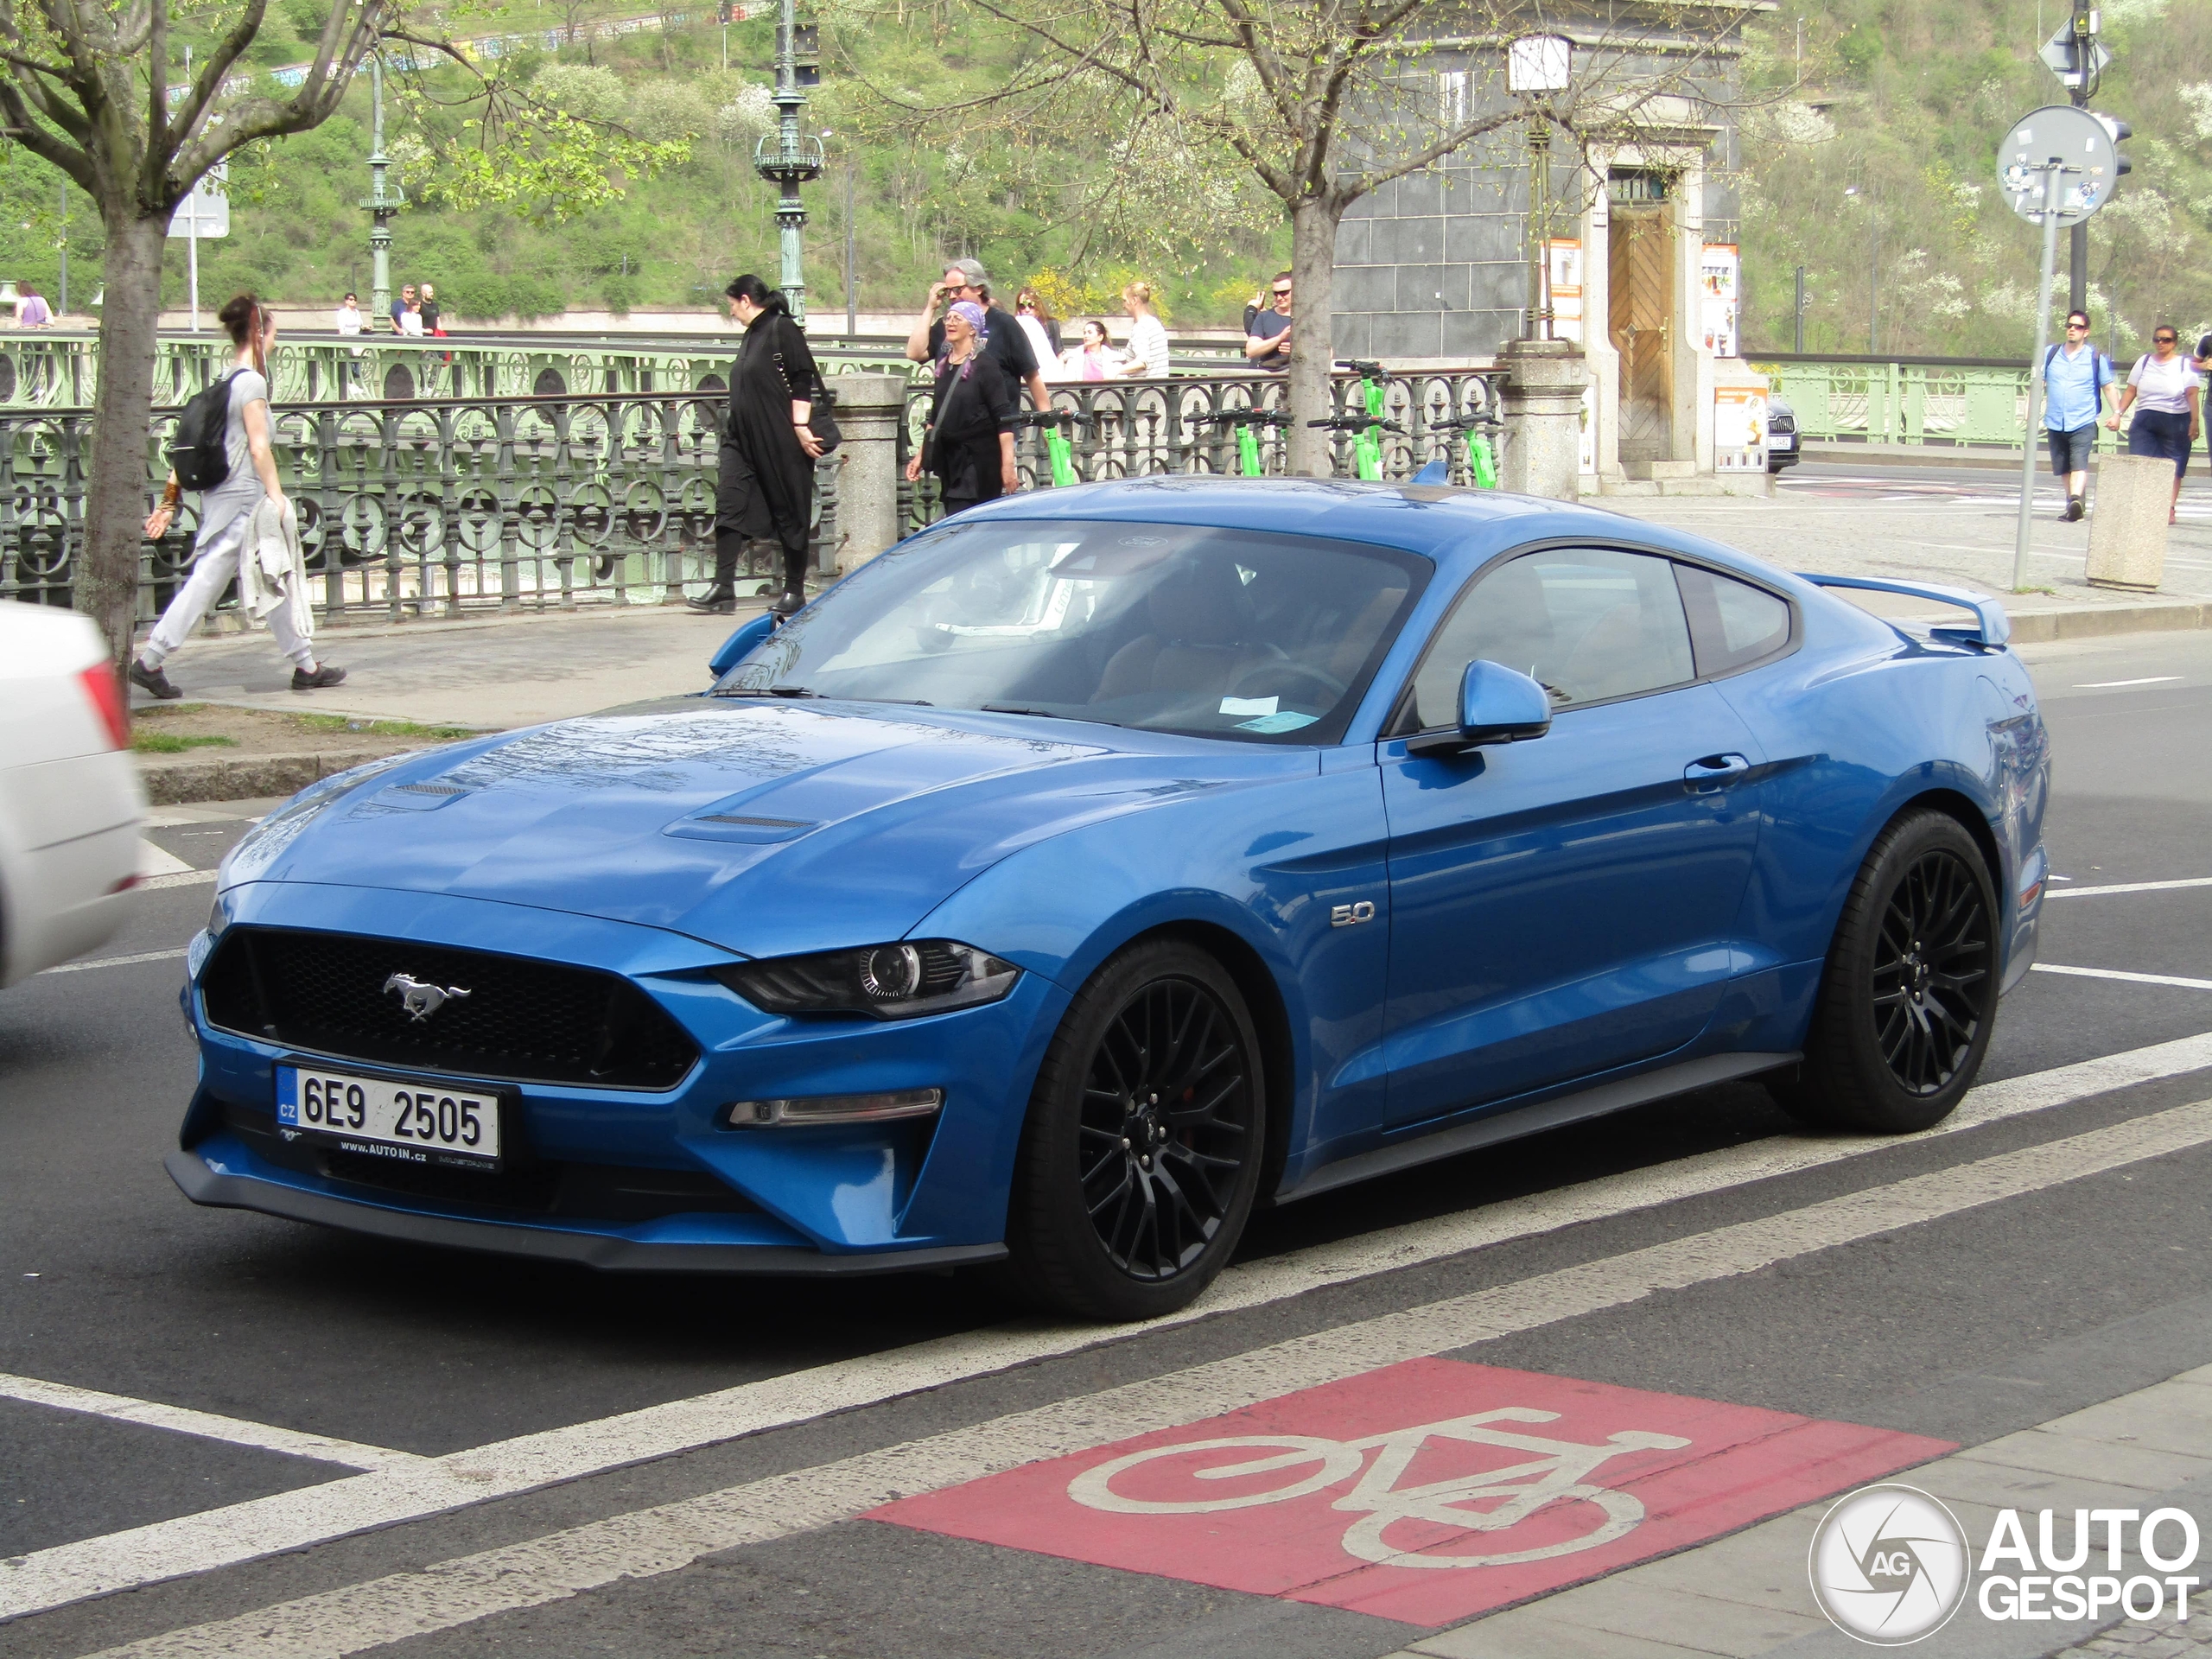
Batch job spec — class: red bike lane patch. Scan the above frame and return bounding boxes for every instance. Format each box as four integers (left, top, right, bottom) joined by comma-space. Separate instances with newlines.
868, 1358, 1952, 1626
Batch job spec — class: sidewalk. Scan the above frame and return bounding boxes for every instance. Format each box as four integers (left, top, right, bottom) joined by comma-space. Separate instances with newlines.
1388, 1360, 2212, 1659
126, 481, 2212, 741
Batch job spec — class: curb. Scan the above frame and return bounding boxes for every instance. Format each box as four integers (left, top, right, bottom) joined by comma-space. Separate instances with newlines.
137, 744, 427, 806
2005, 601, 2212, 643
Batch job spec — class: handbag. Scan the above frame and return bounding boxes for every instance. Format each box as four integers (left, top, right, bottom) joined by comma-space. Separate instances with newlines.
774, 346, 842, 454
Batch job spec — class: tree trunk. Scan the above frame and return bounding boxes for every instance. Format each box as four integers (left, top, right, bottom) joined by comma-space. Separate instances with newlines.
1286, 193, 1346, 480
76, 212, 170, 681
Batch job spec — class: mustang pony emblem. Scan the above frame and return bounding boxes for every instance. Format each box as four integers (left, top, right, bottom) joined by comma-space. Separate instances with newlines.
382, 973, 472, 1022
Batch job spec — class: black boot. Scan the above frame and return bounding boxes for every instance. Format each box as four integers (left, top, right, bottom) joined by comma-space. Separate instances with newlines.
768, 546, 809, 617
688, 531, 745, 612
686, 585, 738, 614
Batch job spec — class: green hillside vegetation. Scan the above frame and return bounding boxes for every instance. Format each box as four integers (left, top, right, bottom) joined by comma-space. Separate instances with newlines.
0, 0, 2202, 352
1738, 0, 2212, 357
0, 0, 1288, 328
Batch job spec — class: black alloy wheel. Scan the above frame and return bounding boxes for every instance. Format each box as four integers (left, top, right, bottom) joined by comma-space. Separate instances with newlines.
1777, 810, 2000, 1134
1871, 847, 1993, 1096
1005, 940, 1265, 1320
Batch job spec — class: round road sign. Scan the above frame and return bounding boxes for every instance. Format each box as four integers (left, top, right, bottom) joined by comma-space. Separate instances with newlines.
1999, 104, 2122, 225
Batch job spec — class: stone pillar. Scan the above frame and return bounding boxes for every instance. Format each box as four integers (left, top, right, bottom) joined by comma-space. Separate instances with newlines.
2087, 453, 2170, 592
1496, 339, 1590, 501
828, 372, 907, 574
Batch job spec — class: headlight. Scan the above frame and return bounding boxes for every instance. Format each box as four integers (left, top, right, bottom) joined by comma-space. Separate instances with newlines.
714, 940, 1020, 1020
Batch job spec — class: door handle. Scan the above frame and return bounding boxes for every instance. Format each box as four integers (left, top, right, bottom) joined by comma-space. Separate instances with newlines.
1683, 753, 1751, 794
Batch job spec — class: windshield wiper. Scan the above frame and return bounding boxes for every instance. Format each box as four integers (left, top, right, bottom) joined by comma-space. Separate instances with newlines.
980, 703, 1124, 729
714, 684, 821, 699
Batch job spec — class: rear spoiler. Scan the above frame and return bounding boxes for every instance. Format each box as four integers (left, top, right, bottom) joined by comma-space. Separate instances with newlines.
1797, 574, 2012, 649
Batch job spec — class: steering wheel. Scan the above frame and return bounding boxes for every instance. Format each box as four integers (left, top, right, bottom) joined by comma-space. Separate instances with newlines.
1229, 661, 1347, 706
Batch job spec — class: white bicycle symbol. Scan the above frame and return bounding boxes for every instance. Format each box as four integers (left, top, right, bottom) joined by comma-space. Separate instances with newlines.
1068, 1407, 1691, 1569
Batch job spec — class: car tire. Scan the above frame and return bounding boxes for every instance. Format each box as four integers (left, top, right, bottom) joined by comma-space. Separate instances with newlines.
1002, 939, 1266, 1322
1777, 810, 2000, 1134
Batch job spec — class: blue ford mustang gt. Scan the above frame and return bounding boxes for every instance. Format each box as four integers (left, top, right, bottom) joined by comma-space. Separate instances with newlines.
171, 479, 2050, 1319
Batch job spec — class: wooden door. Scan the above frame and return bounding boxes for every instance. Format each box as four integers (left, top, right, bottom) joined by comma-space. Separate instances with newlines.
1610, 205, 1674, 460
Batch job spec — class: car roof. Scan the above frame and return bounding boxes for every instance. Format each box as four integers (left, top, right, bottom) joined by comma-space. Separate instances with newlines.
944, 478, 1795, 588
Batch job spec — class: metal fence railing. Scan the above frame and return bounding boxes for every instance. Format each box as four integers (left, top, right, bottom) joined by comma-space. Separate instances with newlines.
896, 368, 1509, 534
0, 367, 1507, 627
1751, 353, 2121, 454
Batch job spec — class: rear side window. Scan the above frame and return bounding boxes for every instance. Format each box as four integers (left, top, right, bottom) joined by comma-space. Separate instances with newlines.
1402, 547, 1695, 728
1675, 564, 1794, 677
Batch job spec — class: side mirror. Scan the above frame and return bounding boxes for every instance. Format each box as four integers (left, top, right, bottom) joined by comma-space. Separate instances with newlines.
1407, 659, 1552, 756
709, 613, 777, 680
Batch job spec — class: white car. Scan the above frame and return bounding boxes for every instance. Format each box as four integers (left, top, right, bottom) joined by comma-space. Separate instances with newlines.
0, 604, 143, 985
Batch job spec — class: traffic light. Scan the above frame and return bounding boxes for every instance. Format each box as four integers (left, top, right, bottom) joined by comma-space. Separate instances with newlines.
792, 22, 820, 86
2092, 111, 2133, 177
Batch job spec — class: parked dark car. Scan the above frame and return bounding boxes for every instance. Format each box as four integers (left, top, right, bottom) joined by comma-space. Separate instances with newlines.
1767, 397, 1801, 473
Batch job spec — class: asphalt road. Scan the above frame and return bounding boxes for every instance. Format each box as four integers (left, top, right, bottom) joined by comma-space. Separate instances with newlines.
3, 625, 2210, 1659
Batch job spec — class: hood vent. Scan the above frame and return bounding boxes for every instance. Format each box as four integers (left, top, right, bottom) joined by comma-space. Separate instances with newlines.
348, 780, 474, 816
665, 810, 817, 845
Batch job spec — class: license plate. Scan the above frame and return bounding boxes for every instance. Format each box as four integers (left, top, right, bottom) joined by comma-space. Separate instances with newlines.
1770, 433, 1796, 450
276, 1063, 504, 1169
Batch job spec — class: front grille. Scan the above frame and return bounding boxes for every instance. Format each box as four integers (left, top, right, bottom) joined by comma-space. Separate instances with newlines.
202, 927, 698, 1090
1768, 413, 1796, 434
221, 1103, 754, 1221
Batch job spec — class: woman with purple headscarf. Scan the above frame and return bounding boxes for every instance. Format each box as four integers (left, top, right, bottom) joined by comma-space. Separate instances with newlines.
905, 300, 1019, 518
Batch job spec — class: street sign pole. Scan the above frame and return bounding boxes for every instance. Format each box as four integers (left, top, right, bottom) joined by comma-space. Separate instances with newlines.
2013, 164, 2063, 593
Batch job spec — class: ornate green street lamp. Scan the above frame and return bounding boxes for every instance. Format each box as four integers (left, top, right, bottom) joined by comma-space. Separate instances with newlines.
753, 0, 823, 322
360, 54, 405, 330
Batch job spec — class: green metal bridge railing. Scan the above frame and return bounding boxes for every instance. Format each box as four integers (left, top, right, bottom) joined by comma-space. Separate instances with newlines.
1750, 353, 2123, 454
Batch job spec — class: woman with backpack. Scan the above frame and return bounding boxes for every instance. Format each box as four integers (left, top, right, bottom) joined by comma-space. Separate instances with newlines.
131, 294, 343, 698
686, 274, 825, 617
903, 301, 1019, 518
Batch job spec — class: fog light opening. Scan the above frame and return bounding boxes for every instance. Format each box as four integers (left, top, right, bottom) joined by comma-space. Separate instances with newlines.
726, 1087, 944, 1128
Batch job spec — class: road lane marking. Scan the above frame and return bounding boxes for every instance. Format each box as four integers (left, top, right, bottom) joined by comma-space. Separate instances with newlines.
0, 1374, 423, 1473
2032, 963, 2212, 992
67, 1098, 2212, 1659
2044, 876, 2212, 899
137, 844, 194, 878
37, 949, 188, 976
143, 870, 217, 892
2073, 677, 2183, 688
7, 1029, 2212, 1624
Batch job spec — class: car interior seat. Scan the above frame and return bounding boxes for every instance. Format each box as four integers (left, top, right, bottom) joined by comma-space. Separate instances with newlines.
1094, 561, 1276, 703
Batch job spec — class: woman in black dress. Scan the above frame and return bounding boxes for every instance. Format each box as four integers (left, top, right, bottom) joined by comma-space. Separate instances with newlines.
904, 301, 1019, 518
688, 274, 824, 615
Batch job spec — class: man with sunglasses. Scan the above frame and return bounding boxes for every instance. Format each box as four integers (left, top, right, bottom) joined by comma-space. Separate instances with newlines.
2108, 324, 2202, 525
905, 257, 1047, 413
1244, 271, 1294, 372
2042, 310, 2114, 521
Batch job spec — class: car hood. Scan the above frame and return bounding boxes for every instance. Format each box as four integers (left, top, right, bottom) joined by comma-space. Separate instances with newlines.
221, 699, 1308, 957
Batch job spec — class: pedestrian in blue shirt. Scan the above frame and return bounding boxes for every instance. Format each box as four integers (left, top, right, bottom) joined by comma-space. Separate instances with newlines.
2043, 311, 2115, 521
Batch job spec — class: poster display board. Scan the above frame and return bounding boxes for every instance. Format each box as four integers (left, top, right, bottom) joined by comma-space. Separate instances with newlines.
1700, 244, 1738, 358
1713, 385, 1768, 473
1548, 238, 1598, 480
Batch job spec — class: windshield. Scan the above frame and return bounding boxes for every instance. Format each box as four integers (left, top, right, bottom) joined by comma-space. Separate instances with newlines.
713, 518, 1429, 744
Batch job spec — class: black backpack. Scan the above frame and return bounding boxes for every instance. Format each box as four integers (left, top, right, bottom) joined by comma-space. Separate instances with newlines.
167, 372, 237, 491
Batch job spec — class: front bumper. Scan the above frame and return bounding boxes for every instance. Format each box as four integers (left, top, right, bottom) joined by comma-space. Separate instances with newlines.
165, 1148, 1007, 1274
181, 885, 1071, 1268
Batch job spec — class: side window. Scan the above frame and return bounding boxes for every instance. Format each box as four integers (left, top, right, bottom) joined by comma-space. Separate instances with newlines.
1402, 547, 1695, 728
1675, 564, 1793, 677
